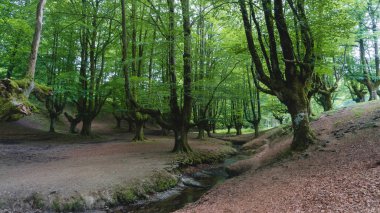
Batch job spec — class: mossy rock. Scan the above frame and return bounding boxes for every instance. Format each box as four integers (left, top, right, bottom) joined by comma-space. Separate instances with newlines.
0, 78, 51, 122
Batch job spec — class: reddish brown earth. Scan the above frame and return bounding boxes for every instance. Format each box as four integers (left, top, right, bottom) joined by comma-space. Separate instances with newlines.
178, 101, 380, 213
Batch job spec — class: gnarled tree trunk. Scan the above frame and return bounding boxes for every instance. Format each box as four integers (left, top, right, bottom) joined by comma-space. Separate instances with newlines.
0, 0, 48, 121
239, 0, 316, 151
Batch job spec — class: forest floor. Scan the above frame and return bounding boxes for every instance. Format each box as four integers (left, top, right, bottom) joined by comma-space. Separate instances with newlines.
178, 101, 380, 212
0, 113, 234, 209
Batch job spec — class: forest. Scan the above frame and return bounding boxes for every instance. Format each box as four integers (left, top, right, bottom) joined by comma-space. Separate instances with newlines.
0, 0, 379, 212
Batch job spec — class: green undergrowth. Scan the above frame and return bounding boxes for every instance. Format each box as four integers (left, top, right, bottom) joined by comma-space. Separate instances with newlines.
41, 170, 179, 211
173, 146, 237, 167
51, 194, 86, 213
25, 192, 45, 210
112, 170, 179, 206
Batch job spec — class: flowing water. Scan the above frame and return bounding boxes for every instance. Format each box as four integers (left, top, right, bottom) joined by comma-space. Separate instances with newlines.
118, 153, 249, 213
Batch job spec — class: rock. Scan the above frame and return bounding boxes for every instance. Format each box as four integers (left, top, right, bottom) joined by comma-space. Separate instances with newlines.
192, 171, 211, 179
181, 177, 204, 188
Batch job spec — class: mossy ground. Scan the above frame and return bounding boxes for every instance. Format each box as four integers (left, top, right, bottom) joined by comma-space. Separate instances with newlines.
173, 147, 237, 167
0, 78, 51, 121
112, 170, 179, 206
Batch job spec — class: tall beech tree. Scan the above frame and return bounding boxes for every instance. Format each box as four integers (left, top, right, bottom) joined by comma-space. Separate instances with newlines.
74, 0, 114, 136
244, 63, 261, 137
135, 0, 194, 152
315, 51, 346, 111
351, 0, 380, 101
238, 0, 316, 150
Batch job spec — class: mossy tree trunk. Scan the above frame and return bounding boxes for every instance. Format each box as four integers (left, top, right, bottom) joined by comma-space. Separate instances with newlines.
64, 112, 81, 133
316, 92, 333, 111
358, 38, 379, 101
227, 126, 232, 134
122, 0, 193, 152
133, 118, 145, 141
76, 1, 111, 136
196, 119, 208, 139
116, 117, 122, 128
0, 0, 48, 121
171, 0, 193, 153
81, 117, 92, 136
239, 0, 316, 151
244, 63, 261, 138
284, 83, 315, 151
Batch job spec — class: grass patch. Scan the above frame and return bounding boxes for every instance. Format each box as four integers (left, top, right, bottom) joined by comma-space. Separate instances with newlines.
173, 147, 236, 167
50, 195, 86, 212
112, 170, 179, 206
25, 192, 45, 209
352, 108, 364, 118
113, 187, 138, 205
150, 170, 179, 192
215, 128, 254, 134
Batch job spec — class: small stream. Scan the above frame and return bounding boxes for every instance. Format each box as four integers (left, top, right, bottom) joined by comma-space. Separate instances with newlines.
120, 152, 249, 213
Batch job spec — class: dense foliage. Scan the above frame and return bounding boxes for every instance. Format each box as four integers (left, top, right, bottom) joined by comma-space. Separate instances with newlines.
0, 0, 378, 152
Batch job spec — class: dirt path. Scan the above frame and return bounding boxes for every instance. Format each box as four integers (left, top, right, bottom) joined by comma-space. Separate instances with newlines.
178, 101, 380, 212
0, 115, 231, 206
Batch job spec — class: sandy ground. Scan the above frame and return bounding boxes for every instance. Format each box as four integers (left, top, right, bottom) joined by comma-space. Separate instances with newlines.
0, 115, 230, 201
178, 101, 380, 212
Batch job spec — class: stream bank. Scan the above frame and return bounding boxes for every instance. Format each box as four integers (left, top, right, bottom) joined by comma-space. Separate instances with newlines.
115, 127, 293, 213
112, 149, 250, 213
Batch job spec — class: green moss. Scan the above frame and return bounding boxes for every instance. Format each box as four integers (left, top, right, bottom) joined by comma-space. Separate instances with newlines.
25, 192, 45, 209
13, 78, 31, 89
52, 198, 61, 212
353, 108, 364, 118
150, 171, 178, 192
51, 195, 85, 213
62, 196, 85, 212
112, 170, 179, 206
114, 187, 138, 205
0, 78, 40, 121
174, 148, 236, 167
34, 82, 52, 96
135, 111, 149, 121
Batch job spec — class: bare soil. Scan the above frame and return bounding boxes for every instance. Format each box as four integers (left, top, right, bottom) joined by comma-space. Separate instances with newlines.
178, 101, 380, 212
0, 114, 231, 202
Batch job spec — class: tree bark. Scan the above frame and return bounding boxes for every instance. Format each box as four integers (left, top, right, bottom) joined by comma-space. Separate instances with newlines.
81, 118, 92, 136
359, 38, 378, 100
116, 117, 122, 129
197, 119, 208, 139
236, 127, 242, 136
26, 0, 47, 82
133, 120, 145, 141
49, 116, 56, 133
171, 0, 193, 153
320, 93, 333, 111
64, 112, 81, 134
239, 0, 315, 150
286, 86, 315, 151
